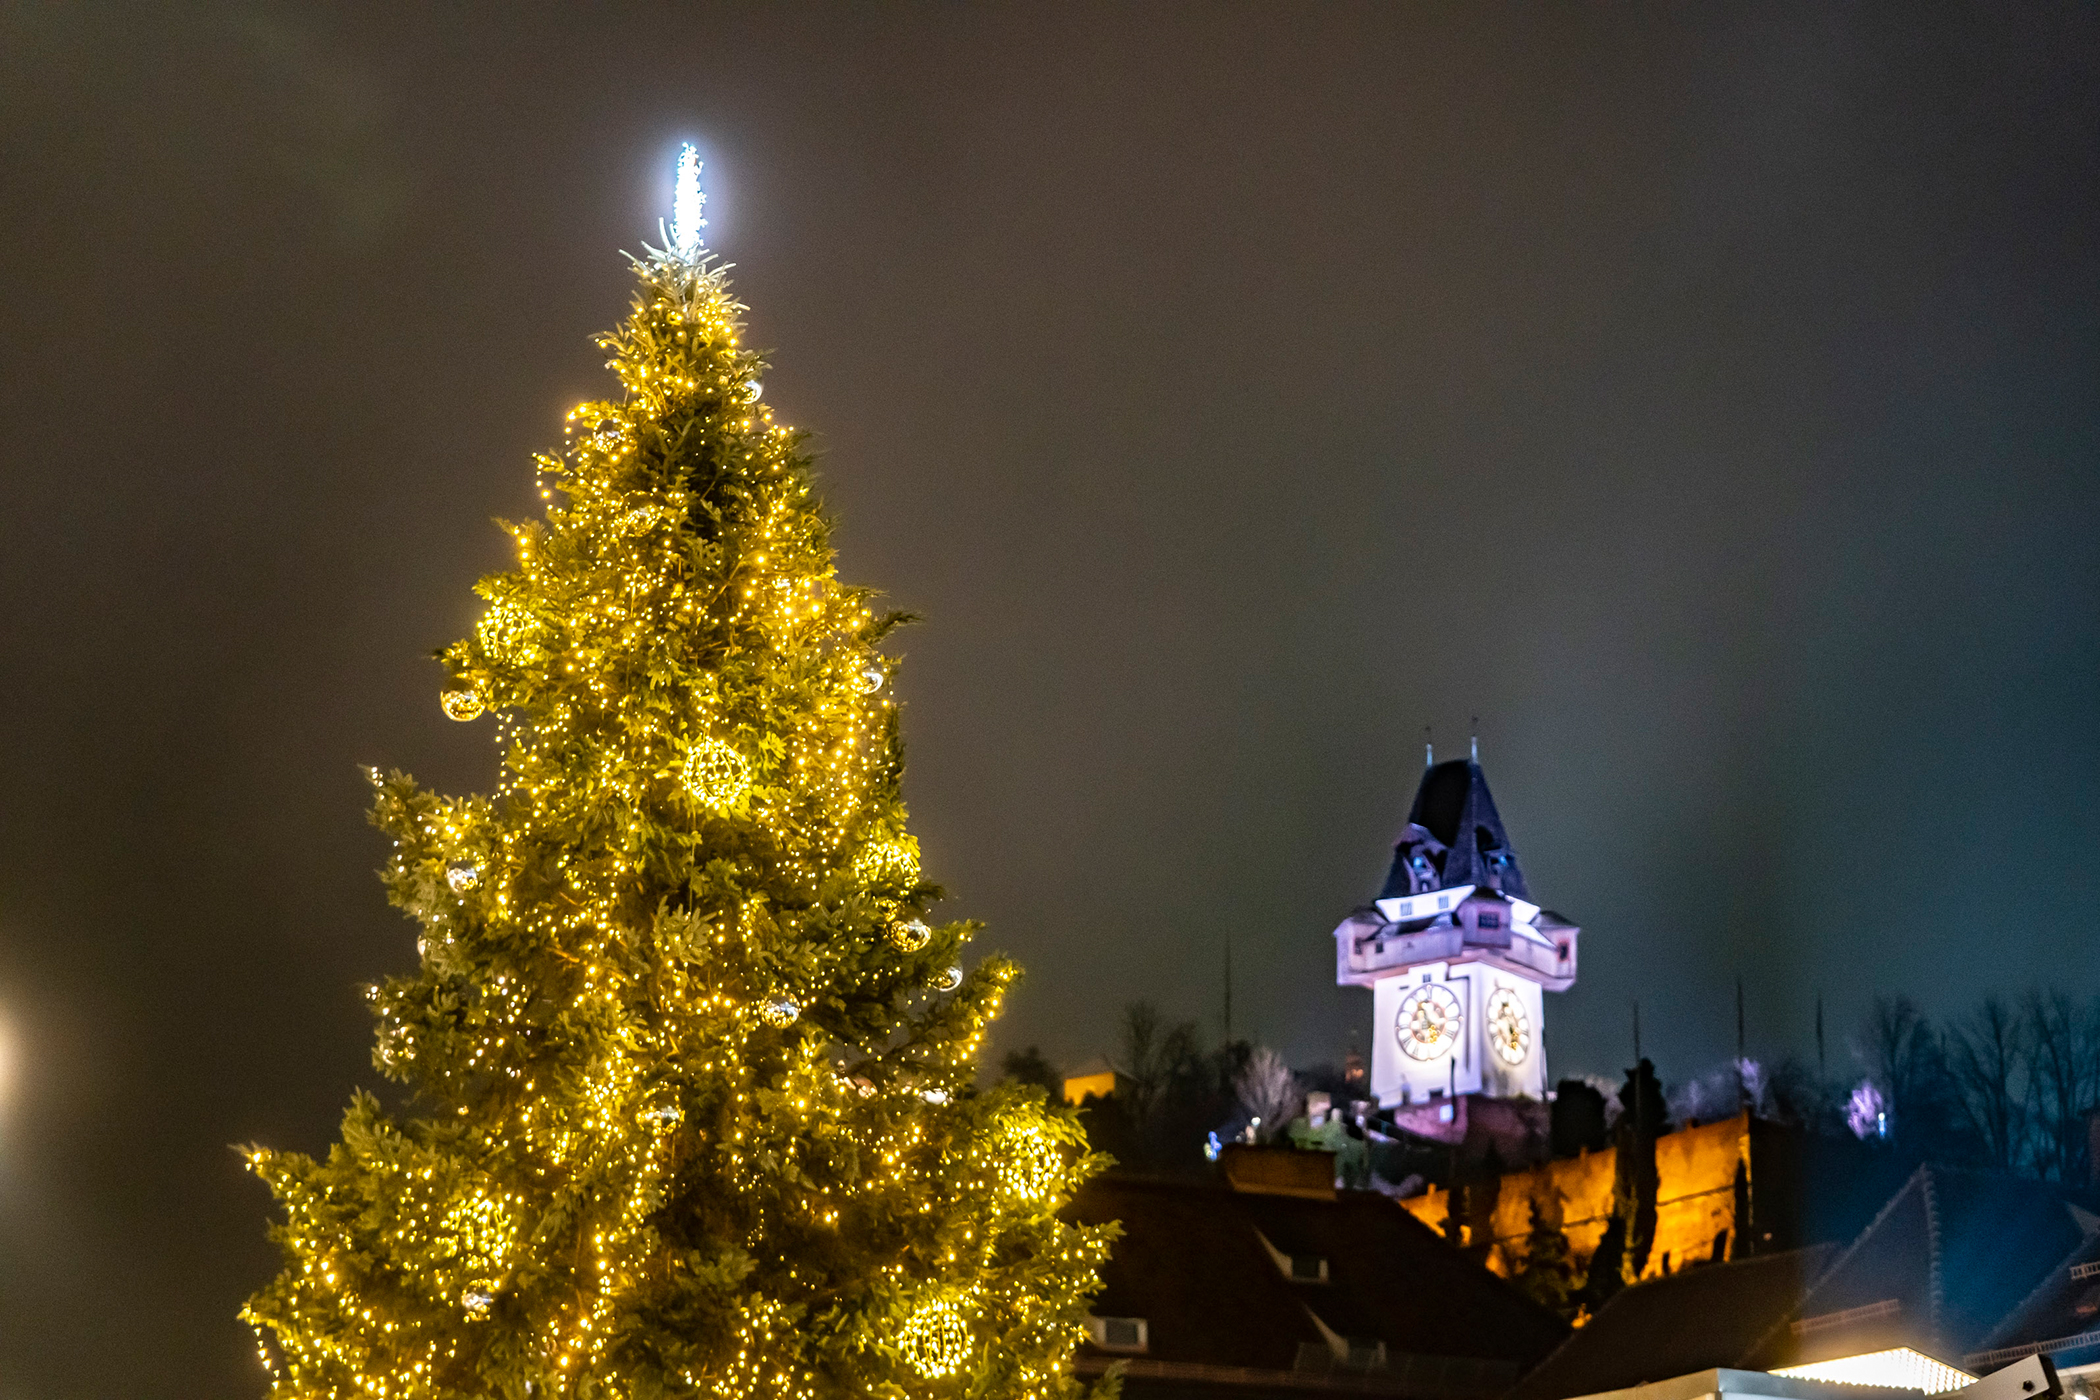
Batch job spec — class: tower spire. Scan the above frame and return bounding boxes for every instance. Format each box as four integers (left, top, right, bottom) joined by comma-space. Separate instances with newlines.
670, 142, 707, 258
1424, 726, 1434, 768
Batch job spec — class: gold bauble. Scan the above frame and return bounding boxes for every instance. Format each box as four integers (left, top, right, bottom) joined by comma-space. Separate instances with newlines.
683, 737, 752, 810
898, 1296, 972, 1379
440, 689, 485, 722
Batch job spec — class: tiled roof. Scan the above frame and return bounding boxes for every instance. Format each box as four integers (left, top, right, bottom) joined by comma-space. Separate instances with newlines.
1505, 1246, 1836, 1400
1064, 1174, 1565, 1399
1743, 1165, 2096, 1369
1964, 1213, 2100, 1369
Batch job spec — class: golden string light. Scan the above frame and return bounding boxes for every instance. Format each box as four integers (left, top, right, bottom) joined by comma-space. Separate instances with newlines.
852, 837, 920, 890
682, 736, 754, 810
988, 1115, 1068, 1204
898, 1295, 974, 1379
474, 594, 548, 667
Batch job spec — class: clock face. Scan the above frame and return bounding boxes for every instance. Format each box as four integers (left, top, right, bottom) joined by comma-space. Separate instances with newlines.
1396, 984, 1464, 1062
1487, 988, 1531, 1065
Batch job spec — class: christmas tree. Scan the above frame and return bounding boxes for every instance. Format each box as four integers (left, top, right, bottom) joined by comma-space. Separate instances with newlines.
244, 148, 1114, 1400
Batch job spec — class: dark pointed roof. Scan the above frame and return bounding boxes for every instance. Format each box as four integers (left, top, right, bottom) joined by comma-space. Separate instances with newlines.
1379, 760, 1530, 902
1740, 1164, 2097, 1369
1967, 1211, 2100, 1369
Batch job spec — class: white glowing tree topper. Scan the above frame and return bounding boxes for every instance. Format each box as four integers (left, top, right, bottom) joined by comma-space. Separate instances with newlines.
669, 141, 706, 258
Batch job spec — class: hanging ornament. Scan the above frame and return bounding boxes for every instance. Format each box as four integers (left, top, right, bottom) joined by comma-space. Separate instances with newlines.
888, 918, 931, 952
446, 862, 481, 893
759, 998, 800, 1028
462, 1289, 494, 1319
852, 837, 920, 890
620, 504, 663, 536
474, 596, 546, 667
989, 1116, 1066, 1203
898, 1294, 972, 1378
743, 378, 763, 403
935, 966, 963, 992
441, 689, 485, 722
683, 737, 753, 810
416, 936, 427, 958
640, 1104, 683, 1129
922, 1087, 951, 1106
856, 662, 885, 695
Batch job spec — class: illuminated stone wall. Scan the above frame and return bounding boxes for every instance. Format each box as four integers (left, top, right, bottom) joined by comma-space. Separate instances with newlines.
1399, 1113, 1752, 1280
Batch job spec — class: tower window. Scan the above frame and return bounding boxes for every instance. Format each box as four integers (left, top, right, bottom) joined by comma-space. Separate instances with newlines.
1477, 911, 1500, 929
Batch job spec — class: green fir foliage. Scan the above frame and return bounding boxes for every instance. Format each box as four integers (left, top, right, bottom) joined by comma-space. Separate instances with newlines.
243, 247, 1113, 1400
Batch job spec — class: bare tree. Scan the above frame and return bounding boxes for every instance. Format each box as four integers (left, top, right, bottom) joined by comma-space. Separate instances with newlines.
999, 1045, 1064, 1100
2023, 990, 2100, 1183
1113, 1001, 1205, 1135
1864, 995, 1924, 1112
1946, 995, 2028, 1170
1861, 995, 1963, 1149
1234, 1046, 1301, 1143
1763, 1056, 1831, 1128
1114, 1001, 1168, 1125
1161, 1020, 1203, 1092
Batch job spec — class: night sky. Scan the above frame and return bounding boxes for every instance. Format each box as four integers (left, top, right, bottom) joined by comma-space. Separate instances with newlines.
3, 4, 2097, 1393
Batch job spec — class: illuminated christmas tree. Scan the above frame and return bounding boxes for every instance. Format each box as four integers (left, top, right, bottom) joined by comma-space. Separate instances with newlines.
244, 148, 1113, 1400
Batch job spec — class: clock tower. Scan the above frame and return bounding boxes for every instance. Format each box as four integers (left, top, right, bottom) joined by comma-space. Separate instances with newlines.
1332, 756, 1579, 1109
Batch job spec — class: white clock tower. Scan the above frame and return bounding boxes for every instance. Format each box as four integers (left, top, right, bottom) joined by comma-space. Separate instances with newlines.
1332, 756, 1579, 1110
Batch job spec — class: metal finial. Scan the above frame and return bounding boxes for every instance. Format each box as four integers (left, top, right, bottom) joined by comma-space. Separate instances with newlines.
1470, 717, 1479, 764
1423, 726, 1433, 768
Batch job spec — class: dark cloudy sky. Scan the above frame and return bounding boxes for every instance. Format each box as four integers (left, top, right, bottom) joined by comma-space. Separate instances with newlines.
2, 2, 2097, 1392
